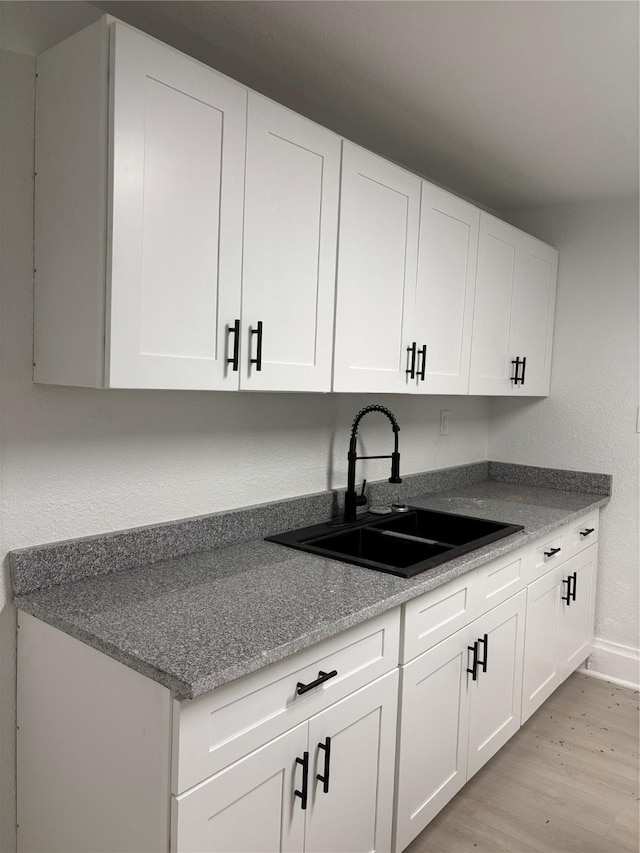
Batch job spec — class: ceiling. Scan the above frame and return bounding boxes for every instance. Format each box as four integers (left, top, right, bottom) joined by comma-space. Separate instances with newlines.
4, 1, 639, 212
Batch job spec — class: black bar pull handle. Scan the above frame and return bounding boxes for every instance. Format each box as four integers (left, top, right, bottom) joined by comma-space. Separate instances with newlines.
297, 669, 338, 696
316, 736, 331, 793
570, 571, 577, 601
294, 751, 309, 810
580, 527, 595, 538
417, 344, 427, 381
467, 641, 479, 681
226, 319, 240, 372
406, 342, 417, 379
250, 320, 263, 371
477, 633, 489, 674
562, 577, 572, 605
544, 547, 562, 559
511, 356, 526, 385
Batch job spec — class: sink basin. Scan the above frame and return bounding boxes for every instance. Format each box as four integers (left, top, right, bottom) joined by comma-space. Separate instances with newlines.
266, 507, 523, 578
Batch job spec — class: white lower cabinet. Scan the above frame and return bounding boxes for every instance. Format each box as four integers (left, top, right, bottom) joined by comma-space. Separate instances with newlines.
173, 671, 398, 853
522, 544, 598, 723
16, 513, 600, 853
395, 590, 526, 852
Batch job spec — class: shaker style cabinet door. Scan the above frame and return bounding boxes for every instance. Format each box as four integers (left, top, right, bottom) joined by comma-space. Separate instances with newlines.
521, 566, 563, 723
469, 214, 557, 396
559, 545, 597, 680
108, 23, 246, 389
172, 723, 307, 853
412, 184, 479, 394
305, 672, 398, 853
509, 235, 558, 396
241, 94, 341, 392
467, 590, 526, 778
468, 214, 519, 395
333, 142, 420, 393
395, 628, 472, 853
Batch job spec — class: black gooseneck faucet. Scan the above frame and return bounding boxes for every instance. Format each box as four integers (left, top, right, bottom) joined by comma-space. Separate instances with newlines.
343, 405, 402, 523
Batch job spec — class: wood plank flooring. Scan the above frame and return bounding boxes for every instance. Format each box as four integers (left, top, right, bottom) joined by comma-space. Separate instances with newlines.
404, 673, 639, 853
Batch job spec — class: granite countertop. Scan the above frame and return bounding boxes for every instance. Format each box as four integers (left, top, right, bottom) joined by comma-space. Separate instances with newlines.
12, 464, 611, 700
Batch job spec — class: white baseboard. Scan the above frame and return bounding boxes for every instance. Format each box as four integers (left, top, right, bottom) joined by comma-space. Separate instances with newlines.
579, 638, 640, 690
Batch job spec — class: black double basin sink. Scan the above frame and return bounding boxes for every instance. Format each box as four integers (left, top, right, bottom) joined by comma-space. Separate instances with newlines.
267, 507, 524, 578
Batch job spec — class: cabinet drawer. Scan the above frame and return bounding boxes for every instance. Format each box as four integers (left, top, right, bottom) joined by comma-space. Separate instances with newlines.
401, 571, 477, 663
476, 546, 527, 615
565, 511, 599, 558
172, 610, 400, 793
528, 530, 566, 584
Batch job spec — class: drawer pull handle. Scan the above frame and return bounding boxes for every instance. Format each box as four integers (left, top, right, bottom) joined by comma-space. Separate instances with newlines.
316, 736, 331, 793
477, 633, 489, 674
296, 669, 338, 695
544, 547, 562, 558
580, 528, 595, 537
294, 751, 309, 810
467, 641, 479, 681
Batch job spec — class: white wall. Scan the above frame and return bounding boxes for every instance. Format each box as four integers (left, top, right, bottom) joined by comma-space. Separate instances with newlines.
0, 39, 489, 853
492, 199, 640, 659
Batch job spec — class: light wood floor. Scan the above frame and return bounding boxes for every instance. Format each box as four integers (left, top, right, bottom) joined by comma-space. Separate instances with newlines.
405, 673, 639, 853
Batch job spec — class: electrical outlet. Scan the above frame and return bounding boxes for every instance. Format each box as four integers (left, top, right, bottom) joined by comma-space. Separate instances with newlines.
440, 409, 450, 436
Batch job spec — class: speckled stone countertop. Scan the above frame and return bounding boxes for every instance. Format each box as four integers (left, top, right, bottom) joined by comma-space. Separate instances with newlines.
12, 464, 611, 700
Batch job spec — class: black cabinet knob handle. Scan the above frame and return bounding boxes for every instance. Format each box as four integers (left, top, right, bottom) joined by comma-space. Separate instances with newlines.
580, 528, 595, 538
316, 737, 331, 793
406, 342, 417, 379
226, 319, 240, 372
296, 669, 338, 695
250, 321, 263, 371
294, 751, 309, 810
544, 547, 562, 558
562, 577, 572, 605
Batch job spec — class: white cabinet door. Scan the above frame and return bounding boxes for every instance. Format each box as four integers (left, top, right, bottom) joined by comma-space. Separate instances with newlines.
521, 566, 563, 723
305, 671, 398, 853
468, 214, 518, 395
510, 235, 558, 396
467, 590, 526, 778
172, 723, 307, 853
241, 94, 341, 392
469, 214, 557, 397
395, 628, 472, 853
559, 545, 597, 680
333, 142, 420, 392
108, 23, 246, 389
412, 184, 479, 394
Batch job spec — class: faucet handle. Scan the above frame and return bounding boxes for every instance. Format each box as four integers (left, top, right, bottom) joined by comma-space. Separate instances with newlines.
356, 480, 368, 508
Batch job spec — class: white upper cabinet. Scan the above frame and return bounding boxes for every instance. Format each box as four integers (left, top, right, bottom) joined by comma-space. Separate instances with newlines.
333, 142, 421, 393
35, 19, 247, 389
34, 17, 559, 397
108, 23, 246, 390
410, 185, 479, 394
469, 213, 557, 396
240, 94, 341, 392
